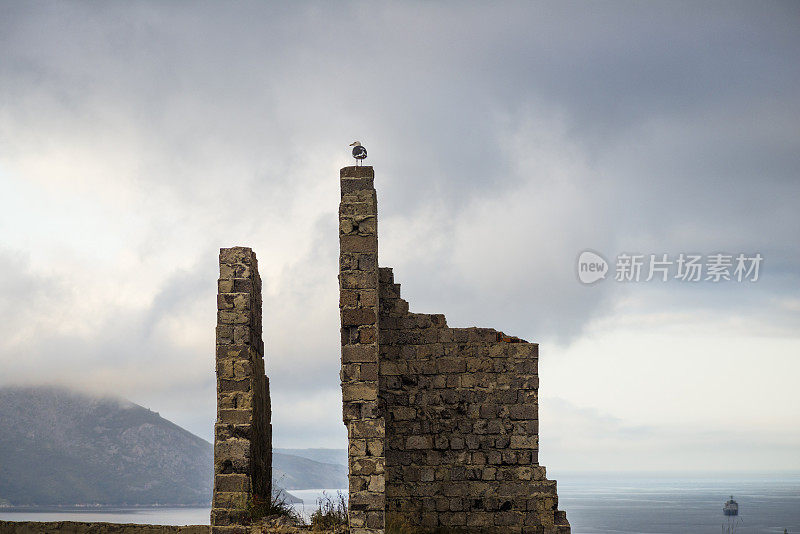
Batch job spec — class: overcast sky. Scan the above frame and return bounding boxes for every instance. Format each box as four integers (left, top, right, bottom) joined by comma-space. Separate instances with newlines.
1, 2, 798, 472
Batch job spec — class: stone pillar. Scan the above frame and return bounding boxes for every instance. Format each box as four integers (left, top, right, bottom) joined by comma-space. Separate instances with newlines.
339, 166, 385, 534
212, 247, 272, 533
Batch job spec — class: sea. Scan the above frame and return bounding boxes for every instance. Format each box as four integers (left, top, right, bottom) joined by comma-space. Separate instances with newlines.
1, 473, 798, 533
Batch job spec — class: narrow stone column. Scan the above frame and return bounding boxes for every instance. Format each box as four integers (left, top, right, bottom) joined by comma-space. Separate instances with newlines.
339, 166, 385, 534
212, 247, 272, 533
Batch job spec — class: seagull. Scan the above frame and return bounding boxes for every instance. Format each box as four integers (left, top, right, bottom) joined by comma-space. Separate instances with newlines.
350, 141, 367, 165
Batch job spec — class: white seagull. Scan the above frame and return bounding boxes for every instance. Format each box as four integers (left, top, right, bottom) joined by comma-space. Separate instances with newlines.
350, 141, 367, 165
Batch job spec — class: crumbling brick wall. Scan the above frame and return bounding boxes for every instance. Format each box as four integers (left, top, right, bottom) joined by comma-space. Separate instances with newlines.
380, 268, 569, 533
339, 167, 386, 534
339, 166, 569, 534
212, 247, 272, 532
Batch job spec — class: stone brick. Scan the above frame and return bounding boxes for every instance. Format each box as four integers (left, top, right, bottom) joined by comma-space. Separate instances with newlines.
342, 345, 378, 363
360, 362, 379, 381
217, 310, 249, 325
217, 378, 250, 393
214, 474, 250, 493
350, 420, 385, 439
509, 403, 538, 420
406, 435, 433, 449
217, 409, 252, 425
510, 435, 539, 449
359, 326, 377, 344
340, 270, 376, 289
342, 307, 377, 326
437, 357, 467, 374
340, 289, 359, 307
343, 383, 378, 402
340, 234, 378, 254
359, 289, 378, 307
367, 439, 384, 457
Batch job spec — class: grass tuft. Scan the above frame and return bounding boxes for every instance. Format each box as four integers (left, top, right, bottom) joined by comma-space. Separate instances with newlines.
309, 490, 349, 532
248, 489, 304, 524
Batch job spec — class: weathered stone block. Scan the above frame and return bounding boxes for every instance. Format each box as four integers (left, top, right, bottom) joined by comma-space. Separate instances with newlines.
341, 176, 375, 194
359, 326, 377, 343
340, 289, 359, 307
340, 235, 378, 254
214, 474, 250, 493
350, 420, 385, 439
342, 345, 378, 363
343, 383, 378, 402
218, 409, 253, 425
406, 435, 433, 449
342, 308, 377, 326
510, 435, 539, 450
217, 310, 249, 325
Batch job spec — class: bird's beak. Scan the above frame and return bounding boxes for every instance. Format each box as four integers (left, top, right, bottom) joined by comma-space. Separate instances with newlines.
349, 142, 357, 146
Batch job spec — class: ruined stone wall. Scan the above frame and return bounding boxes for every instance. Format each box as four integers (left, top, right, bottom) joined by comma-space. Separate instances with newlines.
379, 268, 569, 533
338, 166, 385, 534
339, 166, 569, 534
212, 247, 272, 532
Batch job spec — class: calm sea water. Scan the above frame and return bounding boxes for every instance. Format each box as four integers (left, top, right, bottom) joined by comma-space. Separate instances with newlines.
1, 474, 797, 533
556, 472, 800, 534
0, 506, 211, 525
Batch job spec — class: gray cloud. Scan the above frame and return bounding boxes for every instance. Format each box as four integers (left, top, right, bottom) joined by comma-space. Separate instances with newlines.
0, 2, 798, 456
0, 250, 215, 436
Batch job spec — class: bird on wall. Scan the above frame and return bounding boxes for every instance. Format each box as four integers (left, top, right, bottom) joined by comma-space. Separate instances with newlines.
350, 141, 367, 165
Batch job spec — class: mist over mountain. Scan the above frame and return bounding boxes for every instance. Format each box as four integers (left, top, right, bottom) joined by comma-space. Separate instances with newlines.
0, 385, 213, 506
0, 386, 348, 506
275, 449, 347, 468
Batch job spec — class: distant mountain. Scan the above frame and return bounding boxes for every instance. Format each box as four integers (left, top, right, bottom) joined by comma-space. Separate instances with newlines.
275, 448, 347, 468
273, 452, 347, 490
0, 385, 213, 506
0, 386, 348, 507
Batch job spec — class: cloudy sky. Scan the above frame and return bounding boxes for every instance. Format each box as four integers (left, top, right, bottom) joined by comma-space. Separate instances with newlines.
1, 2, 798, 472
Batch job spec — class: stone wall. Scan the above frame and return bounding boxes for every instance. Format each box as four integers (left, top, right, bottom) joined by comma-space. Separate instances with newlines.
379, 268, 569, 533
338, 166, 385, 534
338, 166, 570, 533
212, 247, 272, 532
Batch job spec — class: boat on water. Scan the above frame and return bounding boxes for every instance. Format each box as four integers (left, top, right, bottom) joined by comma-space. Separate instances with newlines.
723, 496, 739, 517
722, 495, 741, 534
